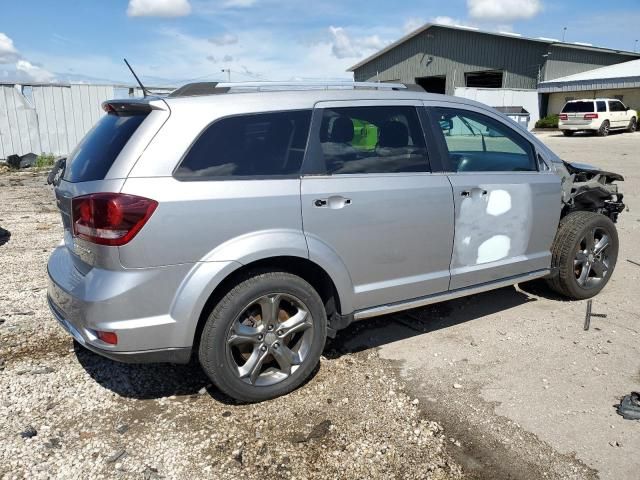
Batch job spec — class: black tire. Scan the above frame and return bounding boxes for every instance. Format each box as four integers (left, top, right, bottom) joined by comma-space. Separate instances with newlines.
546, 211, 618, 300
597, 120, 610, 137
199, 271, 327, 402
627, 117, 637, 133
562, 131, 574, 137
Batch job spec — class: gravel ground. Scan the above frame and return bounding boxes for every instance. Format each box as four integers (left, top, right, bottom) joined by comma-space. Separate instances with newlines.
0, 169, 462, 478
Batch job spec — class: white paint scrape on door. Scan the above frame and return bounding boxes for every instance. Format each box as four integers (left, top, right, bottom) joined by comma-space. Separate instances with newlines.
453, 184, 533, 267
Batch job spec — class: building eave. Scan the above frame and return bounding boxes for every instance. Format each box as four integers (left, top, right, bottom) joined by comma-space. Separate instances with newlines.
538, 76, 640, 93
347, 23, 640, 73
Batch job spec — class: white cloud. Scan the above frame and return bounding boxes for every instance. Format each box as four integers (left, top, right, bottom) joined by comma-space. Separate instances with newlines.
467, 0, 542, 22
131, 28, 355, 83
127, 0, 191, 17
404, 17, 425, 33
16, 60, 55, 82
329, 27, 359, 59
0, 32, 20, 63
0, 32, 56, 82
209, 33, 239, 46
329, 26, 386, 59
431, 16, 462, 26
222, 0, 256, 6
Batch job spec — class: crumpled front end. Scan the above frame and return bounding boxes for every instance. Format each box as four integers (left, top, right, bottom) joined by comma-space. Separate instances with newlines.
558, 162, 625, 223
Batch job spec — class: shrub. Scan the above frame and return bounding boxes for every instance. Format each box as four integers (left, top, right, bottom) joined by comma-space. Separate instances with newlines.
36, 153, 56, 168
535, 114, 559, 129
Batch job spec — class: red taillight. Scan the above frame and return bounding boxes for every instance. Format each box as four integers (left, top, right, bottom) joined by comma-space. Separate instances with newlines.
559, 114, 568, 121
71, 193, 157, 246
97, 331, 118, 345
584, 113, 598, 120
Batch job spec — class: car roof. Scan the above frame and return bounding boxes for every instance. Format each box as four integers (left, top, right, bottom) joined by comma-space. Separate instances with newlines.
160, 87, 495, 112
566, 98, 620, 102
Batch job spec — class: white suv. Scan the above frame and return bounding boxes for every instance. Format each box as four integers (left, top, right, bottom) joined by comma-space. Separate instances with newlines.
559, 99, 637, 136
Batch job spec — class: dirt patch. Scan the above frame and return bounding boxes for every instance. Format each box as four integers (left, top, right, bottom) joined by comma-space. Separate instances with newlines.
0, 170, 463, 479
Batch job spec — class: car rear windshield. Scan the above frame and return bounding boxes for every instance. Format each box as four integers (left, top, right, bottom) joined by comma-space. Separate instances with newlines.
562, 101, 595, 113
63, 112, 148, 183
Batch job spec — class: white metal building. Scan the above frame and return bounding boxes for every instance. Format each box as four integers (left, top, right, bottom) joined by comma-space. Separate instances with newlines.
538, 59, 640, 115
0, 82, 171, 159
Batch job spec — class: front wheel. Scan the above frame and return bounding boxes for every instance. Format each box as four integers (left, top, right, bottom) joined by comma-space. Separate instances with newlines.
199, 271, 327, 402
547, 211, 619, 300
628, 117, 637, 133
597, 120, 610, 137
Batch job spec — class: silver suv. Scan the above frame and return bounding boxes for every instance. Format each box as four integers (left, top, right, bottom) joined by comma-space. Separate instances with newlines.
47, 82, 625, 402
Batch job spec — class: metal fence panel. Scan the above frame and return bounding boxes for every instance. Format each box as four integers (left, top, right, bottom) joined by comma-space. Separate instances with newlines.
0, 83, 119, 159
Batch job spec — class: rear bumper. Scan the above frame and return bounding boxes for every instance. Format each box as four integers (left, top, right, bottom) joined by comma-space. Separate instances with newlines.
48, 295, 191, 363
559, 121, 598, 131
46, 245, 195, 364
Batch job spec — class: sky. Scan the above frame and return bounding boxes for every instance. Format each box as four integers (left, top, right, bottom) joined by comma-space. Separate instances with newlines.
0, 0, 639, 86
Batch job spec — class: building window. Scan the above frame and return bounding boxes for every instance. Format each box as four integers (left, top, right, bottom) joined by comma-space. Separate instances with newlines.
416, 76, 446, 94
464, 71, 504, 88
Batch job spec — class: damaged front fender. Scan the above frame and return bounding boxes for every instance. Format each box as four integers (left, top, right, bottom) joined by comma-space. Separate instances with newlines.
558, 162, 625, 222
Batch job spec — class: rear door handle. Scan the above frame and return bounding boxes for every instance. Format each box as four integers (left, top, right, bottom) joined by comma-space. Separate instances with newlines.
314, 196, 352, 209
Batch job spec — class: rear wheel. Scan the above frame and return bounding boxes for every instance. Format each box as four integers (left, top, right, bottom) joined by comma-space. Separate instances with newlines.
547, 211, 618, 300
199, 271, 327, 402
562, 130, 574, 137
628, 117, 637, 133
597, 120, 610, 137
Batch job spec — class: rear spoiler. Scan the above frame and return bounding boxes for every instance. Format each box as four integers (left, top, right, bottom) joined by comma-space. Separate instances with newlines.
101, 98, 168, 114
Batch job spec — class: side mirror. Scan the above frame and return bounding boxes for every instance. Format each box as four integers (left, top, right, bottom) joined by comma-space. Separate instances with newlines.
439, 118, 453, 131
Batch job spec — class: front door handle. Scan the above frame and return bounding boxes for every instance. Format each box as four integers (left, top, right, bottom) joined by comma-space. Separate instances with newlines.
314, 196, 352, 209
460, 189, 488, 198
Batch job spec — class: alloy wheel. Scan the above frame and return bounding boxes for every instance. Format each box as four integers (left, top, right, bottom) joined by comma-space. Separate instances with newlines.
574, 227, 611, 288
225, 293, 314, 386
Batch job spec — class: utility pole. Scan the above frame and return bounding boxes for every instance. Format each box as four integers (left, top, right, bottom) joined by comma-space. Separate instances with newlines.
562, 27, 567, 42
221, 68, 231, 82
635, 39, 639, 53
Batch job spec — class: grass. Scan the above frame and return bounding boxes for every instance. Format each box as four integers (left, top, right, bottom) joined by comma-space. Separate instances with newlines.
35, 153, 56, 168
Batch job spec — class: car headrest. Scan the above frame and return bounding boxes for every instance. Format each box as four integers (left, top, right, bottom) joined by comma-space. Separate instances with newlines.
378, 121, 409, 148
329, 117, 354, 143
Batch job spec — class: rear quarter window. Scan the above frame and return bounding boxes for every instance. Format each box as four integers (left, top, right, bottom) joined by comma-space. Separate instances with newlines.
175, 110, 312, 179
562, 101, 595, 113
63, 112, 147, 183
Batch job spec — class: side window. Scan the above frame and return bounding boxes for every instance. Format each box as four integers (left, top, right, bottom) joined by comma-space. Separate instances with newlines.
318, 106, 430, 174
434, 108, 536, 173
596, 101, 607, 112
175, 110, 311, 179
609, 101, 625, 112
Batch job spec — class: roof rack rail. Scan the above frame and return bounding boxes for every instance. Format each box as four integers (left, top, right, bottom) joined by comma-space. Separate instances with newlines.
215, 81, 408, 91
